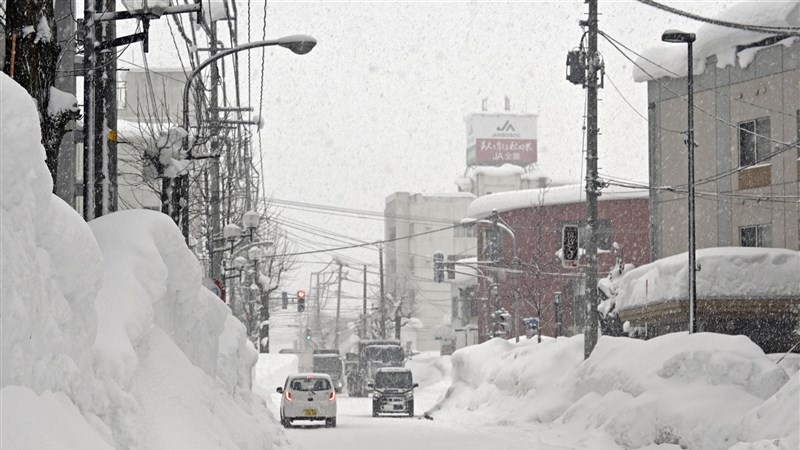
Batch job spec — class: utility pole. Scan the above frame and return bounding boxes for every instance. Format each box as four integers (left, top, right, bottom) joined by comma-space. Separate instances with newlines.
555, 291, 563, 338
315, 272, 322, 332
513, 289, 520, 343
379, 245, 386, 339
82, 0, 99, 220
363, 265, 368, 339
334, 261, 343, 348
489, 209, 501, 339
583, 0, 600, 359
96, 0, 117, 216
208, 22, 223, 281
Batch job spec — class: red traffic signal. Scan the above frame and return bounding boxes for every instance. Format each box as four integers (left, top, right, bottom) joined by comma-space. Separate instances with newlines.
297, 290, 306, 300
297, 290, 306, 312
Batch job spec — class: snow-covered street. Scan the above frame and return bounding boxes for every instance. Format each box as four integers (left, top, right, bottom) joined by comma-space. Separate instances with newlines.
275, 397, 552, 450
258, 357, 555, 450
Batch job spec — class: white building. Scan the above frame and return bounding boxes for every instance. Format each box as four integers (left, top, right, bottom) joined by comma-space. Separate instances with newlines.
384, 192, 477, 352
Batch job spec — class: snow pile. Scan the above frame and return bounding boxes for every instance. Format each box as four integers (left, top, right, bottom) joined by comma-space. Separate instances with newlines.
598, 262, 636, 316
0, 72, 284, 450
634, 0, 800, 81
613, 247, 800, 311
252, 353, 300, 400
432, 334, 798, 450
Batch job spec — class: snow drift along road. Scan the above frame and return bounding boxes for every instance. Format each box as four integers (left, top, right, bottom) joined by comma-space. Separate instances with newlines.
0, 72, 286, 450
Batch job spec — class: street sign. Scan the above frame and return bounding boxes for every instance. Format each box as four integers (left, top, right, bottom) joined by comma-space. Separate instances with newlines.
562, 224, 580, 268
203, 277, 226, 302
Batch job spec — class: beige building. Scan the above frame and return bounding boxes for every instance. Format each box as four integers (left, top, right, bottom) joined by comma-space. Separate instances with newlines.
647, 39, 799, 260
384, 192, 477, 352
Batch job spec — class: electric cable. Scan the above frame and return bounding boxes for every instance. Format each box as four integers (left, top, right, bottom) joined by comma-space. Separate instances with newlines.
634, 0, 800, 35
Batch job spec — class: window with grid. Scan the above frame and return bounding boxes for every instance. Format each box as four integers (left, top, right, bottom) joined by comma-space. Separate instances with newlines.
738, 117, 771, 167
740, 224, 772, 247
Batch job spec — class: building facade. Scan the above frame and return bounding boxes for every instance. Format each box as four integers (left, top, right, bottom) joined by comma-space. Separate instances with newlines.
384, 192, 477, 352
647, 39, 799, 260
465, 185, 650, 342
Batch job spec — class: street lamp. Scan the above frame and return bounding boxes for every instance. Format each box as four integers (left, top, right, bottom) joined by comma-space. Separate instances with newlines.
168, 34, 318, 237
662, 29, 697, 334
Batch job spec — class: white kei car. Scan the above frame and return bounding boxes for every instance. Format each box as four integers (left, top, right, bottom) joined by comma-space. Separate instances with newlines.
277, 373, 338, 428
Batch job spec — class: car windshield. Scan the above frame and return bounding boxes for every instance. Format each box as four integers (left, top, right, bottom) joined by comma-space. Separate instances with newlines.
374, 371, 413, 389
288, 377, 331, 391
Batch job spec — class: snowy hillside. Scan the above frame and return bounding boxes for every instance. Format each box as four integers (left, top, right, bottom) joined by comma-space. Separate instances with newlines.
0, 72, 285, 449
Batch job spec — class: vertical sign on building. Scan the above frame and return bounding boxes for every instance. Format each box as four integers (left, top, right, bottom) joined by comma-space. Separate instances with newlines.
562, 225, 580, 268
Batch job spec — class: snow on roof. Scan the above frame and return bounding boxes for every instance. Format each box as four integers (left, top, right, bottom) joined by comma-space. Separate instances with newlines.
614, 247, 800, 312
418, 192, 477, 199
633, 1, 800, 82
465, 183, 648, 219
451, 257, 481, 287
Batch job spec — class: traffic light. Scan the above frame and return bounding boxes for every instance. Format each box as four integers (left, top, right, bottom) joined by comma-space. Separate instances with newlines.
281, 291, 288, 309
297, 290, 306, 312
305, 328, 312, 341
433, 251, 445, 283
492, 309, 512, 338
562, 224, 580, 268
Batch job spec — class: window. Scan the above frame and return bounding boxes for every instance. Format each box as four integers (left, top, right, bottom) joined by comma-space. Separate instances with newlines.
738, 117, 771, 167
740, 224, 771, 247
116, 81, 127, 110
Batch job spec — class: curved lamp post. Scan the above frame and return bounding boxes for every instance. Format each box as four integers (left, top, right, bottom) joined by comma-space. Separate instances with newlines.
168, 35, 318, 237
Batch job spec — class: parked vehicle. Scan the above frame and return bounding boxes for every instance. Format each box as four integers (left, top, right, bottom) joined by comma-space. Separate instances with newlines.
276, 373, 337, 428
348, 339, 405, 397
369, 367, 418, 417
312, 350, 344, 393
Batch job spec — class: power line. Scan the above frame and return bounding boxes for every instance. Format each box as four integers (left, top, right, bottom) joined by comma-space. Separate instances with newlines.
634, 0, 800, 35
598, 30, 800, 189
270, 223, 461, 258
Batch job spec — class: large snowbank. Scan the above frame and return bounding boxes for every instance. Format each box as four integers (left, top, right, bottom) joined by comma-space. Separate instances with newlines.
633, 0, 800, 82
0, 72, 284, 450
431, 334, 798, 450
613, 247, 800, 312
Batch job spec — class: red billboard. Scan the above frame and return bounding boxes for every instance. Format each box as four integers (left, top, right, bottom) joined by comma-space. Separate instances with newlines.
466, 113, 538, 166
475, 138, 537, 165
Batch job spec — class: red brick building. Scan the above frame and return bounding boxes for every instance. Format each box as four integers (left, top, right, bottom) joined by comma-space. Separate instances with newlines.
464, 185, 649, 341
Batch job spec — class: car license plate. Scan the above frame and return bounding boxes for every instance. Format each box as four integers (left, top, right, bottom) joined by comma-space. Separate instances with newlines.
303, 409, 317, 416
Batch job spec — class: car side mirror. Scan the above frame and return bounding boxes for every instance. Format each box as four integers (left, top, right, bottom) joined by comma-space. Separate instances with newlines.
276, 387, 283, 394
413, 383, 419, 389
